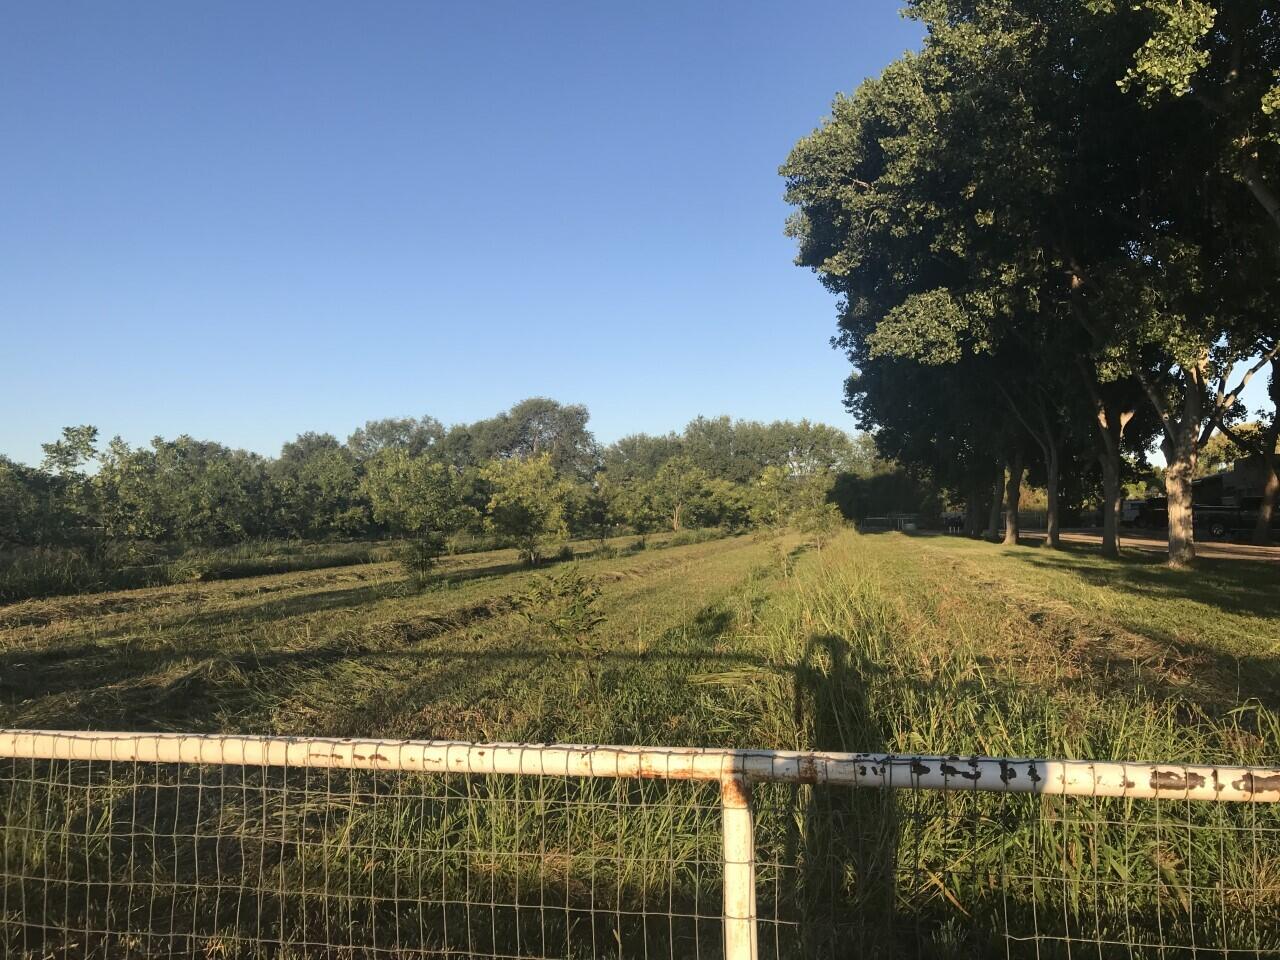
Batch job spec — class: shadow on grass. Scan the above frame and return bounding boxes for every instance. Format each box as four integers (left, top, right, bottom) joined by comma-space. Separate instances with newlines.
996, 547, 1280, 712
776, 633, 905, 956
1007, 544, 1280, 619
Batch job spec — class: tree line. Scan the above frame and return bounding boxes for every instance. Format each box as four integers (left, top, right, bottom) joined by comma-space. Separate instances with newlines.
782, 0, 1279, 560
2, 399, 865, 567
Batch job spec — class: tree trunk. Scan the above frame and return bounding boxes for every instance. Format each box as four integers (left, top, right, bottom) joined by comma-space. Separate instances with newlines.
1160, 385, 1202, 569
1003, 453, 1024, 546
963, 485, 985, 538
1253, 363, 1279, 547
1163, 435, 1195, 567
1079, 364, 1135, 561
1252, 428, 1278, 546
1098, 450, 1122, 560
984, 467, 1004, 540
1044, 445, 1061, 549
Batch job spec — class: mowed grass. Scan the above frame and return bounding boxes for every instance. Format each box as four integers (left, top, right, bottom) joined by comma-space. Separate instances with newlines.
2, 529, 1278, 957
0, 530, 786, 740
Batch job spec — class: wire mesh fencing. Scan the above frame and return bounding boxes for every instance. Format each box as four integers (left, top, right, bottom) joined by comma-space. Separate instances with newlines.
1, 731, 1277, 959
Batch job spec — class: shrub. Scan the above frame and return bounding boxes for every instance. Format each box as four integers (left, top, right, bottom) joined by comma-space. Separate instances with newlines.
396, 533, 447, 587
515, 564, 605, 646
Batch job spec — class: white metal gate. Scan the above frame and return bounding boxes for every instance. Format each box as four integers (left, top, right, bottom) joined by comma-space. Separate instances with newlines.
2, 730, 1278, 958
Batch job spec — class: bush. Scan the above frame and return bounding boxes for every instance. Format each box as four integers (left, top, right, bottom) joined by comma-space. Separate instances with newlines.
396, 533, 447, 587
0, 547, 97, 603
665, 527, 725, 548
515, 564, 605, 646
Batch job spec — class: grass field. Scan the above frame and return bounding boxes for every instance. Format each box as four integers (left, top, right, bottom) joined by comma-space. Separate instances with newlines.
2, 530, 1278, 956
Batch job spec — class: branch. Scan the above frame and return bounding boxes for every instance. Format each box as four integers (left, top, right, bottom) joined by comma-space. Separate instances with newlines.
1240, 158, 1280, 235
1134, 366, 1176, 444
995, 381, 1050, 461
1200, 339, 1280, 446
1215, 418, 1266, 459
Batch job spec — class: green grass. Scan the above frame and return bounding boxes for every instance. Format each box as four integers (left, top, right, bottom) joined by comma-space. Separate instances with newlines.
0, 539, 399, 604
1, 530, 1277, 956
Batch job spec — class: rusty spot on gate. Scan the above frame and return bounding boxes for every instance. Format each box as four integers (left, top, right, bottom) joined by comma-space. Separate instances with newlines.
910, 760, 931, 777
1150, 769, 1205, 791
1232, 772, 1280, 794
721, 776, 751, 807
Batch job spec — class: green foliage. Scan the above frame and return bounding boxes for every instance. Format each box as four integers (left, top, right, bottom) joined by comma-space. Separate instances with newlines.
1, 407, 878, 601
648, 456, 713, 531
1115, 1, 1216, 100
784, 0, 1279, 560
514, 563, 605, 645
39, 425, 99, 476
395, 533, 448, 586
363, 450, 475, 581
790, 472, 845, 548
483, 454, 570, 566
362, 451, 472, 539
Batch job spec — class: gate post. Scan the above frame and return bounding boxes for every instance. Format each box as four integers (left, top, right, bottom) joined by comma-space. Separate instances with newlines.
721, 773, 758, 960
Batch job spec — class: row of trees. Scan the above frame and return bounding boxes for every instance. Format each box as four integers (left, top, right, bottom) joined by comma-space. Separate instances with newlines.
783, 0, 1279, 560
2, 400, 860, 565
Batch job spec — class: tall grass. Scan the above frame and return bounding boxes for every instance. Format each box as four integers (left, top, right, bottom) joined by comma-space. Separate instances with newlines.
1, 530, 1276, 956
742, 534, 1280, 956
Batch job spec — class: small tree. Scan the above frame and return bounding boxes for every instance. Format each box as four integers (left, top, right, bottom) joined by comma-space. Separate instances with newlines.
362, 450, 474, 582
483, 453, 569, 565
611, 477, 662, 546
40, 425, 100, 538
750, 465, 792, 530
515, 563, 605, 647
791, 471, 844, 550
649, 456, 711, 531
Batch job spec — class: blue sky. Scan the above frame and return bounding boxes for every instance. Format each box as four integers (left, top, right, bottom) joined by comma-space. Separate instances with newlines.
5, 5, 1269, 468
0, 2, 929, 465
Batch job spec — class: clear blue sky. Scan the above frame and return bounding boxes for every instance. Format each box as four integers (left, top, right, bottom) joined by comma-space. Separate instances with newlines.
0, 2, 929, 465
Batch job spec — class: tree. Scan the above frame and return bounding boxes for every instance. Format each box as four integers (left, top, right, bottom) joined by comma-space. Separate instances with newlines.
790, 471, 844, 549
750, 465, 792, 530
0, 456, 59, 546
601, 433, 684, 482
40, 425, 99, 476
346, 416, 446, 460
362, 450, 474, 577
611, 478, 663, 540
782, 0, 1280, 566
483, 453, 570, 565
463, 398, 599, 477
273, 433, 363, 538
1101, 0, 1280, 235
1197, 423, 1264, 476
649, 457, 712, 531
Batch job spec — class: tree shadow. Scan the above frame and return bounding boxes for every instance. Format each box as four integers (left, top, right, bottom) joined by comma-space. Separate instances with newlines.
1000, 550, 1280, 712
1009, 546, 1280, 620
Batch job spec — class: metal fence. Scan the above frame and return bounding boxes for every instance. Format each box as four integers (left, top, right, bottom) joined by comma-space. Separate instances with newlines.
2, 730, 1277, 959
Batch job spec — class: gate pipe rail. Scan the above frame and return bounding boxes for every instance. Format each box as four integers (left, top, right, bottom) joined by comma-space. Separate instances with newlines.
4, 730, 1278, 960
3, 730, 1277, 803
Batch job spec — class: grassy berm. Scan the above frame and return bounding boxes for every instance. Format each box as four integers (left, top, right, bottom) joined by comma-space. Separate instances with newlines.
2, 531, 1277, 957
